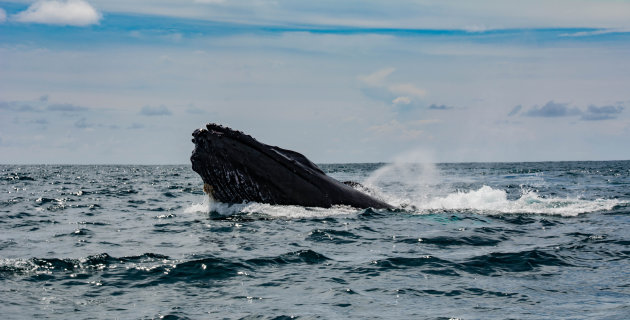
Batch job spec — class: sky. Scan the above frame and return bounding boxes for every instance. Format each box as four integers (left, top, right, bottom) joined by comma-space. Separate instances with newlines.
1, 0, 630, 164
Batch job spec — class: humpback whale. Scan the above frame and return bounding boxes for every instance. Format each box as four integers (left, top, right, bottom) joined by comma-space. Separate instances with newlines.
191, 123, 393, 209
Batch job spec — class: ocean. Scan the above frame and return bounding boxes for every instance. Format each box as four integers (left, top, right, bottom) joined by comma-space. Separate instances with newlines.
1, 161, 629, 319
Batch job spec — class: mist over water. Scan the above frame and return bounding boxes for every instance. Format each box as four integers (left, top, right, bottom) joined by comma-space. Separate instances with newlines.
2, 161, 630, 319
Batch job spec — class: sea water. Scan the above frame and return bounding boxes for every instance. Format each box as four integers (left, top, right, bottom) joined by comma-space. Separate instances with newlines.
1, 161, 629, 319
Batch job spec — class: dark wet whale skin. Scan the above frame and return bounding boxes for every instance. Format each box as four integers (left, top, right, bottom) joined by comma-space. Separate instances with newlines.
191, 123, 393, 209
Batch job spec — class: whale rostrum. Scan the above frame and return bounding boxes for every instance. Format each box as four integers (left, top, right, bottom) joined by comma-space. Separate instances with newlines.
190, 123, 393, 209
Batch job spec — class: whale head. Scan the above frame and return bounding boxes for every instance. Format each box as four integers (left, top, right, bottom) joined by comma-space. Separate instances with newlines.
190, 123, 393, 209
191, 123, 328, 206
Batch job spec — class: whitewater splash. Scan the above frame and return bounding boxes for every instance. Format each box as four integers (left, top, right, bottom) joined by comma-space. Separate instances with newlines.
364, 149, 441, 206
184, 184, 622, 218
411, 185, 621, 216
184, 196, 361, 218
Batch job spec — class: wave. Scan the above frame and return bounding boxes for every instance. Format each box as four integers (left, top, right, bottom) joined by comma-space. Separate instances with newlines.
1, 249, 566, 282
183, 185, 624, 219
0, 250, 330, 285
353, 249, 571, 277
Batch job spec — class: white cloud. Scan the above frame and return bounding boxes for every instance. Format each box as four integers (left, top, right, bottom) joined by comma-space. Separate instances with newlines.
0, 8, 7, 23
560, 28, 630, 37
14, 0, 101, 26
359, 68, 427, 107
389, 83, 427, 98
358, 68, 395, 87
392, 96, 411, 105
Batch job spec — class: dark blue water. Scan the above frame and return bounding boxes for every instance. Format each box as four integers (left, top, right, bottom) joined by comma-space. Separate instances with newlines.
1, 162, 629, 319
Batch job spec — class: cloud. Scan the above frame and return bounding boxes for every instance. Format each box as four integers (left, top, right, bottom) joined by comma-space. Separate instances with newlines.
359, 68, 427, 108
74, 117, 92, 128
32, 118, 49, 125
140, 105, 172, 116
0, 101, 39, 112
358, 68, 395, 87
14, 0, 102, 26
49, 1, 630, 31
128, 123, 145, 130
519, 101, 624, 121
507, 105, 522, 116
392, 96, 411, 105
428, 104, 453, 110
47, 103, 88, 112
388, 83, 426, 98
524, 101, 581, 118
581, 105, 624, 121
2, 99, 90, 114
0, 8, 6, 23
560, 28, 630, 37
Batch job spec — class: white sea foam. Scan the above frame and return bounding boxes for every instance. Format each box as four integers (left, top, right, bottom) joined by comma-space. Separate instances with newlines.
184, 186, 622, 218
235, 203, 360, 218
183, 196, 211, 214
411, 185, 621, 216
184, 196, 361, 218
184, 185, 622, 219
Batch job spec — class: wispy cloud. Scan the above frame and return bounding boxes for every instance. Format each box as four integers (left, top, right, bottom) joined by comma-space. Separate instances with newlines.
14, 0, 102, 26
48, 0, 630, 31
428, 104, 453, 110
392, 96, 411, 105
524, 101, 581, 118
507, 105, 522, 117
514, 101, 625, 121
359, 68, 427, 108
0, 8, 6, 23
32, 118, 49, 125
2, 99, 90, 114
581, 105, 624, 121
74, 117, 92, 128
0, 101, 39, 112
560, 28, 630, 37
358, 68, 395, 87
140, 105, 172, 116
128, 123, 145, 130
388, 83, 426, 99
47, 103, 89, 112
